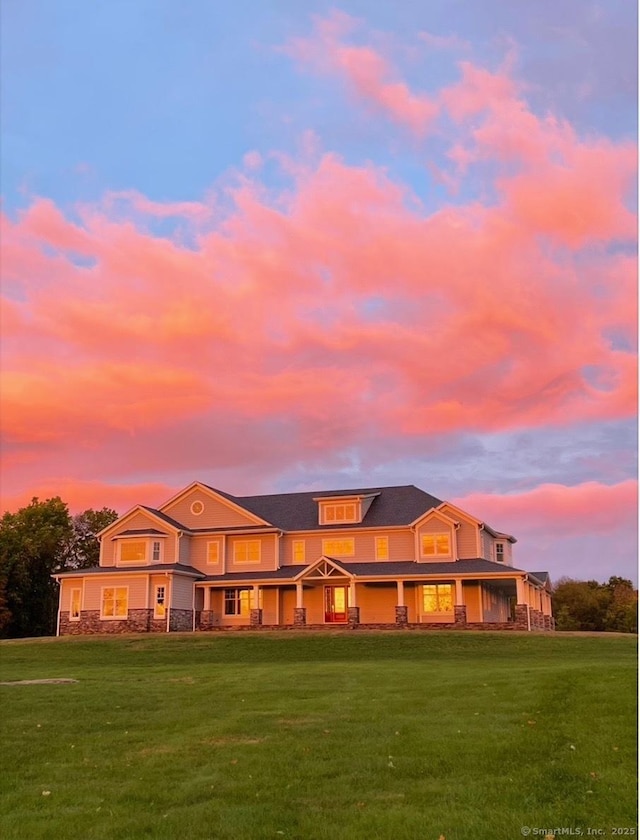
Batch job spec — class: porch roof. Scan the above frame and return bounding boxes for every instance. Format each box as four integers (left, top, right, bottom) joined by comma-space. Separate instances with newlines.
54, 564, 205, 579
199, 558, 538, 584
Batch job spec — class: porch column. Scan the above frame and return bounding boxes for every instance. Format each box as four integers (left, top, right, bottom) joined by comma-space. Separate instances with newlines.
454, 579, 463, 604
250, 585, 262, 627
514, 578, 530, 630
294, 581, 306, 626
205, 586, 212, 611
347, 580, 360, 627
395, 580, 408, 625
453, 579, 466, 626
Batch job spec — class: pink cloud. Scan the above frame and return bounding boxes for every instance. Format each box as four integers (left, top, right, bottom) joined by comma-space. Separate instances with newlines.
452, 480, 638, 539
1, 25, 636, 512
283, 12, 439, 136
1, 480, 176, 516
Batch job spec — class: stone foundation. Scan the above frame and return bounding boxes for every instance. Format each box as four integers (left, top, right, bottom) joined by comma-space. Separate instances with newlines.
395, 605, 408, 626
293, 607, 307, 626
454, 605, 467, 626
347, 606, 360, 627
169, 609, 193, 632
250, 608, 263, 627
514, 604, 530, 630
60, 609, 156, 635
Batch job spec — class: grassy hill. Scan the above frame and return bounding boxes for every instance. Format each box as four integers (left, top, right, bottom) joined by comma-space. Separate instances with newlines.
1, 632, 637, 840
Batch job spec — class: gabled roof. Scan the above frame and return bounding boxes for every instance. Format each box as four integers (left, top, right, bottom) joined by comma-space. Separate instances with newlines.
230, 485, 443, 531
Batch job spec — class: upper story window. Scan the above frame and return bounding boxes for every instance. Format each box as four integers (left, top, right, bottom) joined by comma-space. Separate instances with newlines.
233, 540, 261, 564
120, 541, 147, 563
207, 541, 220, 565
293, 540, 305, 564
421, 534, 451, 558
323, 538, 355, 557
320, 502, 359, 525
375, 536, 389, 561
117, 537, 164, 565
495, 542, 505, 561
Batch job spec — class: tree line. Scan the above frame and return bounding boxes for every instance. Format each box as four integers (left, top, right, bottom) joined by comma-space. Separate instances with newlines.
0, 497, 637, 637
0, 497, 117, 638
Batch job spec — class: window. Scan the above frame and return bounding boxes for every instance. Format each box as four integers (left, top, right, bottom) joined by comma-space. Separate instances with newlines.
191, 500, 204, 515
152, 541, 161, 563
293, 540, 305, 564
321, 503, 358, 524
375, 536, 389, 561
224, 588, 262, 616
495, 542, 505, 561
322, 538, 355, 557
101, 587, 128, 619
233, 541, 261, 564
422, 584, 453, 613
70, 588, 81, 620
154, 585, 166, 619
421, 534, 451, 557
120, 541, 146, 563
207, 541, 220, 565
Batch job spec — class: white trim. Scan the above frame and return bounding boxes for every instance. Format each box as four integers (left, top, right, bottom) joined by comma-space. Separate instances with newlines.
98, 506, 181, 539
420, 533, 452, 559
190, 500, 205, 516
375, 536, 389, 561
154, 584, 167, 619
207, 540, 221, 565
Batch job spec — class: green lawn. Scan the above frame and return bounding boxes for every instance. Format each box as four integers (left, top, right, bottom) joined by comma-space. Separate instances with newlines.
1, 632, 637, 840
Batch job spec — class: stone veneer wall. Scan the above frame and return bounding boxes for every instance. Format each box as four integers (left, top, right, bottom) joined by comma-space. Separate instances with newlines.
59, 609, 192, 635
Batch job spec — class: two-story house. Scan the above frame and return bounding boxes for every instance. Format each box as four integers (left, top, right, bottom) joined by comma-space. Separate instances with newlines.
53, 482, 554, 634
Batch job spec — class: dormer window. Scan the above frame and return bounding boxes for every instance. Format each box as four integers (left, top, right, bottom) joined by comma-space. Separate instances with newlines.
322, 502, 358, 524
495, 542, 505, 561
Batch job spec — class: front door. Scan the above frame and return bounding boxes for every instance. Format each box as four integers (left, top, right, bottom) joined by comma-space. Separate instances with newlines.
324, 585, 348, 623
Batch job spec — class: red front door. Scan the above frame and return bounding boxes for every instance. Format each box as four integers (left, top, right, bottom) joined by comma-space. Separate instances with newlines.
324, 586, 348, 623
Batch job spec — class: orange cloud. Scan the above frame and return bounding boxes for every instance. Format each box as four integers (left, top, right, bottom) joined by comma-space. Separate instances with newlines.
0, 480, 177, 516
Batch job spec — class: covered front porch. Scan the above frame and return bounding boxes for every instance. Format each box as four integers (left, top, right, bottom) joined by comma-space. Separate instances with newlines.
195, 558, 555, 631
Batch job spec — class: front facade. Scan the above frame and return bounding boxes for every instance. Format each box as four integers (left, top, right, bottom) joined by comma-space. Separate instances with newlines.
54, 482, 554, 634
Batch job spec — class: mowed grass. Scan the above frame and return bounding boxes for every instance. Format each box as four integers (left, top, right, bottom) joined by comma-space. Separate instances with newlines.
0, 632, 636, 840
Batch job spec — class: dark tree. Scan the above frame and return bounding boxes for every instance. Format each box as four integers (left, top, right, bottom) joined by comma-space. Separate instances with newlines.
62, 507, 119, 570
0, 497, 73, 638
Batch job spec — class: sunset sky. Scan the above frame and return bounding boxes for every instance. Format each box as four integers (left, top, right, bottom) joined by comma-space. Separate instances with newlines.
1, 1, 637, 583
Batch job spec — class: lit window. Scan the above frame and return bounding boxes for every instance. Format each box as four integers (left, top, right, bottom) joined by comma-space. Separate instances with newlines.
234, 541, 261, 564
154, 585, 166, 618
423, 584, 453, 613
321, 503, 358, 524
421, 534, 451, 557
495, 542, 505, 561
120, 541, 146, 563
375, 536, 389, 561
293, 540, 305, 564
70, 588, 81, 620
322, 538, 355, 557
224, 588, 262, 616
101, 587, 128, 619
152, 541, 161, 563
207, 542, 220, 564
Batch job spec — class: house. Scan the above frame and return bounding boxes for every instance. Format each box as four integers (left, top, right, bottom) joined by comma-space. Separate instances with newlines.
53, 482, 554, 634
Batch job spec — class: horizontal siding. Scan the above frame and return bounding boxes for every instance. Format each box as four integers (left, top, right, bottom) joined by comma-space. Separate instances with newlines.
226, 535, 278, 572
171, 575, 194, 611
60, 580, 81, 611
481, 530, 493, 561
179, 534, 191, 564
101, 510, 175, 566
83, 575, 148, 611
456, 521, 479, 559
280, 529, 416, 566
464, 583, 482, 622
188, 535, 224, 573
163, 491, 260, 530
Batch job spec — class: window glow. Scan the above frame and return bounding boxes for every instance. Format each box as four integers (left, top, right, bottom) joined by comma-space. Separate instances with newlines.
322, 538, 355, 557
375, 536, 389, 560
421, 534, 451, 556
120, 541, 146, 563
422, 584, 453, 613
102, 587, 128, 618
233, 541, 261, 564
